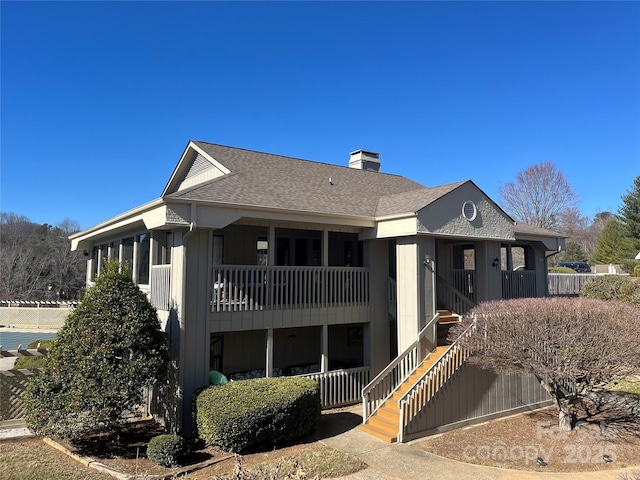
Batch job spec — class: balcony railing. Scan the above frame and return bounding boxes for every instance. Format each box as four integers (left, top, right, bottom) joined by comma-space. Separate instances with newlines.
502, 270, 537, 299
301, 367, 370, 409
211, 265, 370, 312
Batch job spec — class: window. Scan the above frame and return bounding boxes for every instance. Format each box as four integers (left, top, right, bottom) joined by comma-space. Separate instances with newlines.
137, 233, 150, 284
122, 237, 134, 277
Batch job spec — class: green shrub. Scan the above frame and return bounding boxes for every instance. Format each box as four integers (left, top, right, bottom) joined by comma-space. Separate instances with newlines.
194, 377, 320, 453
147, 434, 185, 467
26, 339, 56, 350
13, 339, 53, 369
13, 355, 47, 369
24, 261, 169, 439
621, 259, 640, 275
635, 265, 640, 278
580, 275, 640, 307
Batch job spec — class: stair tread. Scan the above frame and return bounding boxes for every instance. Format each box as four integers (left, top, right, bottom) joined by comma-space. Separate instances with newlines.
359, 423, 397, 443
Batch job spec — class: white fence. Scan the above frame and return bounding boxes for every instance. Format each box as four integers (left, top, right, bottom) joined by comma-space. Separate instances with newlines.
0, 302, 75, 329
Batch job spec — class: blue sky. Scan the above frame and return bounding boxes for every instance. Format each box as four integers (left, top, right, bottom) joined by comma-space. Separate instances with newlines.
2, 1, 639, 230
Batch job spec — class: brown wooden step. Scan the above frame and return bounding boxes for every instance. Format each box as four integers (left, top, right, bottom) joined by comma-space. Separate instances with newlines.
359, 420, 397, 443
437, 309, 461, 324
375, 405, 400, 423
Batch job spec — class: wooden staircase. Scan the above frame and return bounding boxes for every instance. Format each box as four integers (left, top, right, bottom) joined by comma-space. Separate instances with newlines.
437, 309, 461, 346
360, 309, 463, 443
359, 345, 449, 442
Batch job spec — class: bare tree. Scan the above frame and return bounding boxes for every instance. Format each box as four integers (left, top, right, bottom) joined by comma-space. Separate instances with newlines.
498, 161, 580, 229
0, 212, 85, 300
450, 297, 640, 431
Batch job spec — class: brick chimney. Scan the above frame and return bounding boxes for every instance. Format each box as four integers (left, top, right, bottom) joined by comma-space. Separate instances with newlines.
349, 150, 380, 172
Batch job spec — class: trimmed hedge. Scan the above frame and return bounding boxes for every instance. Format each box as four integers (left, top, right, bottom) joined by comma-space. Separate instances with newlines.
580, 275, 640, 307
147, 434, 185, 467
194, 376, 321, 452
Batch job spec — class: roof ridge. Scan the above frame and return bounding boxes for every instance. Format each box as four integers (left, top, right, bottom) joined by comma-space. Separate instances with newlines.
192, 140, 409, 179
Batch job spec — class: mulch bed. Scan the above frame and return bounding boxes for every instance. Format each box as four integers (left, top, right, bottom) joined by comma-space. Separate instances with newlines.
417, 402, 640, 473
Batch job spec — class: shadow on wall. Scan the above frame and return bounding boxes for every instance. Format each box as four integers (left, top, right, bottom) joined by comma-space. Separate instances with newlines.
150, 306, 180, 434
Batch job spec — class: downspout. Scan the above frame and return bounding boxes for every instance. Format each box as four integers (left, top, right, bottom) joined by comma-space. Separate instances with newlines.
183, 203, 197, 242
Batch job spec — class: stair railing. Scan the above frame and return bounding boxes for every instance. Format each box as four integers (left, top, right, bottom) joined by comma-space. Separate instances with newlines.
362, 312, 440, 423
436, 274, 476, 315
397, 316, 477, 442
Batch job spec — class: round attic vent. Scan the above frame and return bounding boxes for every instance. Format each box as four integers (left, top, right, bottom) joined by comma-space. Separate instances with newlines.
462, 201, 477, 221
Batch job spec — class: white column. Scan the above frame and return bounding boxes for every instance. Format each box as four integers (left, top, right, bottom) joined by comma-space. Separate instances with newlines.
97, 245, 104, 275
86, 254, 93, 285
396, 240, 420, 353
320, 325, 329, 373
118, 241, 124, 264
265, 328, 274, 377
132, 236, 139, 284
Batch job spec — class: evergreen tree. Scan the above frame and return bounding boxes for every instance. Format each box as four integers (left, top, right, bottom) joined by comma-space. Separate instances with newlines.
618, 175, 640, 251
559, 241, 588, 263
591, 219, 633, 265
25, 261, 168, 439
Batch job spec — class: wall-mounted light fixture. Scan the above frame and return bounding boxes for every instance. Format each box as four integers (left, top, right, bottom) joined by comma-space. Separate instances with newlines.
492, 257, 500, 268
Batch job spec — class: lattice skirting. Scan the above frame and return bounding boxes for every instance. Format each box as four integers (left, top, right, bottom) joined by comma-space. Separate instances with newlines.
0, 369, 41, 421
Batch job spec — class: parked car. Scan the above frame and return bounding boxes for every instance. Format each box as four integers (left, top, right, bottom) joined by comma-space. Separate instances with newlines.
556, 262, 591, 273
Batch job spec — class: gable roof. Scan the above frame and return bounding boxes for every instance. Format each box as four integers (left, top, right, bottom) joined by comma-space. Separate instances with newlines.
165, 141, 428, 218
375, 181, 468, 217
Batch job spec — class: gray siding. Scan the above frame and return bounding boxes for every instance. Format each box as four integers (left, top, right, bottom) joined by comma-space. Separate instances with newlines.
403, 364, 550, 441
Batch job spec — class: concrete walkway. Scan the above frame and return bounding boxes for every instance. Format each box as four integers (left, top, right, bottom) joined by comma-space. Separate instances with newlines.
316, 406, 639, 480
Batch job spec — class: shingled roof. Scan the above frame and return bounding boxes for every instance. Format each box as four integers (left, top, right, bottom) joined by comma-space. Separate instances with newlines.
165, 142, 440, 219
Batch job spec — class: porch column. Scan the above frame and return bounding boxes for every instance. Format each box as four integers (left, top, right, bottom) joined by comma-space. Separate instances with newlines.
268, 226, 276, 266
363, 239, 388, 375
322, 229, 329, 267
86, 252, 93, 285
395, 236, 436, 353
150, 231, 158, 267
118, 241, 124, 265
505, 244, 513, 271
320, 325, 329, 373
265, 328, 274, 377
475, 241, 502, 302
167, 229, 187, 434
97, 245, 104, 274
132, 236, 139, 284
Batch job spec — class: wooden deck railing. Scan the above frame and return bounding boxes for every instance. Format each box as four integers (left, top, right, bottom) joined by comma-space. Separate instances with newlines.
302, 367, 370, 409
211, 266, 370, 312
502, 270, 537, 299
397, 319, 476, 442
149, 265, 171, 310
362, 313, 439, 423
